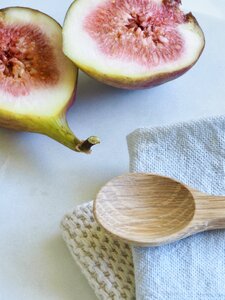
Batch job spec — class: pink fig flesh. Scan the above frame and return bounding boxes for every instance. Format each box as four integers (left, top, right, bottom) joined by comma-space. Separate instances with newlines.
63, 0, 205, 89
0, 23, 59, 97
84, 0, 185, 68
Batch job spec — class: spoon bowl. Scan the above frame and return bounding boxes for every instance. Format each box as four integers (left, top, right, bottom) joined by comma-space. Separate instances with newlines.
94, 173, 225, 246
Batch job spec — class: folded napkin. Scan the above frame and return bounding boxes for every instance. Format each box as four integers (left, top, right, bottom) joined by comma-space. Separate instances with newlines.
62, 202, 134, 299
61, 116, 225, 300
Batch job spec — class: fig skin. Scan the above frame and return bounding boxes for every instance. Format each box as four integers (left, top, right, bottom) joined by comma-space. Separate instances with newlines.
63, 1, 205, 90
80, 57, 197, 90
0, 7, 100, 153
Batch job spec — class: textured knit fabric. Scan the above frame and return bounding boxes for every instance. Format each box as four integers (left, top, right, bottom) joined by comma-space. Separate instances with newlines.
61, 115, 225, 300
127, 116, 225, 300
61, 202, 135, 300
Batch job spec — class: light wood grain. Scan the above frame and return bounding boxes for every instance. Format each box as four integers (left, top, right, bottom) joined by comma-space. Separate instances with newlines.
94, 173, 225, 247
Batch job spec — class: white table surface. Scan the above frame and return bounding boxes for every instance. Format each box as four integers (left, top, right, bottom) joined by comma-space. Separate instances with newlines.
0, 1, 225, 299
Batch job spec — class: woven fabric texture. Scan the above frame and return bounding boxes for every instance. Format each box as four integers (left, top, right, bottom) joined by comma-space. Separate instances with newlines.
61, 202, 135, 300
127, 115, 225, 300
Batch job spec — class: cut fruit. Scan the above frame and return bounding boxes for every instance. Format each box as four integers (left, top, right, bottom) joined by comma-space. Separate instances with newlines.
63, 0, 205, 89
0, 7, 99, 153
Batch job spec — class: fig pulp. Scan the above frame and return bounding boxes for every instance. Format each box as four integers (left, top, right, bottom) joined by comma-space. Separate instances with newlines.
0, 7, 99, 153
63, 0, 205, 89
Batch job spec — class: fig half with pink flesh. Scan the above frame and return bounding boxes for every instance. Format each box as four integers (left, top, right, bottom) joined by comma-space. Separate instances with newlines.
63, 0, 205, 89
0, 7, 99, 153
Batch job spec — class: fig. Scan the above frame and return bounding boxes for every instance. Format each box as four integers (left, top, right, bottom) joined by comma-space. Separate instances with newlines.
63, 0, 205, 89
0, 7, 99, 153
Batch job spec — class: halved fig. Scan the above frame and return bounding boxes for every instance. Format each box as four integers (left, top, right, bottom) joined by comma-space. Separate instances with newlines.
0, 7, 99, 153
63, 0, 205, 89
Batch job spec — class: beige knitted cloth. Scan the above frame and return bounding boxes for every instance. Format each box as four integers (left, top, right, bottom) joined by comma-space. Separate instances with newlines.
61, 201, 135, 300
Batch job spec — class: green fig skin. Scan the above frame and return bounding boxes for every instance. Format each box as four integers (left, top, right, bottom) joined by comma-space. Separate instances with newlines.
0, 81, 100, 153
0, 7, 100, 153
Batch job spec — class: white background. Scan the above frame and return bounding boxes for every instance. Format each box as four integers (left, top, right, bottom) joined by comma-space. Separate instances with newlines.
0, 1, 225, 299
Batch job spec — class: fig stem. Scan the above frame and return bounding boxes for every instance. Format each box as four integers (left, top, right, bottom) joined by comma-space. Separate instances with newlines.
45, 117, 100, 153
76, 136, 100, 153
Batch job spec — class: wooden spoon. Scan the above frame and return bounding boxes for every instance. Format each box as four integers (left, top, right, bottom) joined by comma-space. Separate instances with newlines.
94, 173, 225, 247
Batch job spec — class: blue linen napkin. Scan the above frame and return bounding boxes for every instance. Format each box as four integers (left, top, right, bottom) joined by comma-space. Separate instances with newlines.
127, 116, 225, 300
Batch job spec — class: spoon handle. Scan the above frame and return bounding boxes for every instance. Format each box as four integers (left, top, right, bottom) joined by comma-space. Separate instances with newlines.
192, 190, 225, 229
